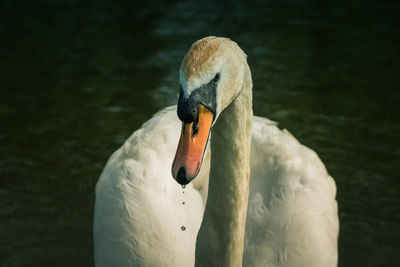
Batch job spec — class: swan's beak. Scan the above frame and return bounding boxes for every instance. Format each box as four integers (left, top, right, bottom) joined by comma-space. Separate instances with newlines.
172, 104, 213, 185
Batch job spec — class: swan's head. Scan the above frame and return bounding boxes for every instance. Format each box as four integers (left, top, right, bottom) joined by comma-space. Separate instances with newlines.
172, 36, 248, 185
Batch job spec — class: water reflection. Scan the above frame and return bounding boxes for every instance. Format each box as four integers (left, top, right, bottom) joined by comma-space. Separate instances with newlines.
0, 0, 399, 266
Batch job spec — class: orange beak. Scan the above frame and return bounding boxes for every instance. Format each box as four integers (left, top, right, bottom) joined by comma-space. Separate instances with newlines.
172, 104, 214, 185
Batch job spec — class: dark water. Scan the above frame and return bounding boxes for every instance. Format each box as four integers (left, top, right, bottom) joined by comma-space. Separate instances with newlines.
1, 0, 399, 266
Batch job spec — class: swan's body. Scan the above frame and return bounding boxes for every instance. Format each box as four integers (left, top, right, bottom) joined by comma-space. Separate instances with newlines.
94, 37, 338, 267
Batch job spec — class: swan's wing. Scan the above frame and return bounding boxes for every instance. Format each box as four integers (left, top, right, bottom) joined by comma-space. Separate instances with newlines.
244, 116, 339, 267
94, 105, 208, 267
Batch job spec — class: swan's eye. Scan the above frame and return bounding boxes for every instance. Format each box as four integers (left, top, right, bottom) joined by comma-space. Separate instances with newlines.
213, 73, 220, 83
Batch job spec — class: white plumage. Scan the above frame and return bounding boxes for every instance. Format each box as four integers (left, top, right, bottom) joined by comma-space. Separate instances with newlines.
94, 107, 338, 267
94, 37, 338, 267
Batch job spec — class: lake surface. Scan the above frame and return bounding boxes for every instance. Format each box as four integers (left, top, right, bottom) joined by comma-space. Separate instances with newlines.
1, 0, 399, 266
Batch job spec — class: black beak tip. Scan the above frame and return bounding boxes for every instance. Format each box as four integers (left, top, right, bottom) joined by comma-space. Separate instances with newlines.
176, 167, 190, 185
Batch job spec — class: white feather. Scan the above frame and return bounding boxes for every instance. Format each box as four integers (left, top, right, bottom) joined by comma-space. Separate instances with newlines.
94, 106, 338, 267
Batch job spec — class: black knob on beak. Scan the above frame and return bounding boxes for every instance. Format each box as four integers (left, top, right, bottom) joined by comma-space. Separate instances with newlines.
177, 87, 198, 123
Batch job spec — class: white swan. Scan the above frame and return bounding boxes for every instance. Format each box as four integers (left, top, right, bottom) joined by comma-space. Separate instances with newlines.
94, 36, 339, 267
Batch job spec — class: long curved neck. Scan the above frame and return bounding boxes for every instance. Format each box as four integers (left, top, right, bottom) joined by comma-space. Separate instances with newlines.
195, 67, 253, 267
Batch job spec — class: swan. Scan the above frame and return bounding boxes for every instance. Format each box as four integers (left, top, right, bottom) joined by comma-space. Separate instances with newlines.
94, 36, 339, 267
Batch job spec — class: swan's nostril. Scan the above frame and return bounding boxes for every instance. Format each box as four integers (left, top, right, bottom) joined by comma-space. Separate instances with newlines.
192, 115, 199, 137
176, 167, 189, 185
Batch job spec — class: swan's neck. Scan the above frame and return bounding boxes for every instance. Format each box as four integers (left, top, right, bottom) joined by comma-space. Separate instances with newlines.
195, 70, 252, 267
